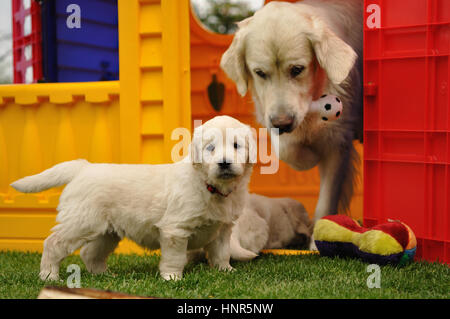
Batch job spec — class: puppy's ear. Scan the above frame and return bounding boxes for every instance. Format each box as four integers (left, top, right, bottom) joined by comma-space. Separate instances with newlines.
307, 16, 357, 84
190, 126, 203, 164
220, 18, 251, 97
288, 202, 313, 237
246, 126, 257, 164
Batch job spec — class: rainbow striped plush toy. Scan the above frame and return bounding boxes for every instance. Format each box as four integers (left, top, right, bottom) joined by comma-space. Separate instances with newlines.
313, 215, 417, 266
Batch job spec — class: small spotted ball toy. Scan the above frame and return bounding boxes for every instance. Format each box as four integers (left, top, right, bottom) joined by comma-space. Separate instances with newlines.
310, 94, 343, 122
313, 215, 417, 266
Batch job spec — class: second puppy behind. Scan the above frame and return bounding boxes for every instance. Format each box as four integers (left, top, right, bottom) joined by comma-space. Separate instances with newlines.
231, 194, 313, 258
190, 194, 313, 262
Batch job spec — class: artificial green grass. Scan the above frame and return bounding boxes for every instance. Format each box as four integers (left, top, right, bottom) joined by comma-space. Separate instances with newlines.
0, 251, 448, 299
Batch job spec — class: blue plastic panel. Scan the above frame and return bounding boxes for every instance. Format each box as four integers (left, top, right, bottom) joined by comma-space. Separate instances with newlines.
43, 0, 119, 82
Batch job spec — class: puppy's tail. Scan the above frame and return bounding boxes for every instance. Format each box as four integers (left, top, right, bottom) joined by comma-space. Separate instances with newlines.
229, 234, 258, 261
10, 159, 89, 193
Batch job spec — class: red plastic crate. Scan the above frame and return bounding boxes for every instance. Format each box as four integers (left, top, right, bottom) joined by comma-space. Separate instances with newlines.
12, 0, 42, 83
364, 0, 449, 264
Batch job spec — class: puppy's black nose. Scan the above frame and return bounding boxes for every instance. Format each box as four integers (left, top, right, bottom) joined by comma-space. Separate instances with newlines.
218, 160, 231, 169
270, 114, 295, 134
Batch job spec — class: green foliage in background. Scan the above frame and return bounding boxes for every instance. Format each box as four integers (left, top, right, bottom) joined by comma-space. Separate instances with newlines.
192, 0, 255, 34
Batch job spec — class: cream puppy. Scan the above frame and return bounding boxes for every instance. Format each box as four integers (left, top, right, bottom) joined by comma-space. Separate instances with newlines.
11, 115, 256, 281
231, 194, 313, 257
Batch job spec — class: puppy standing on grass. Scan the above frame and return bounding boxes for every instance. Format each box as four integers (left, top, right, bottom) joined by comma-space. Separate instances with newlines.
11, 116, 257, 281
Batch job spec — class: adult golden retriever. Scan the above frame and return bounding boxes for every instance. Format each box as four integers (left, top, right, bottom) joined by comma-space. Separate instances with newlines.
221, 0, 363, 248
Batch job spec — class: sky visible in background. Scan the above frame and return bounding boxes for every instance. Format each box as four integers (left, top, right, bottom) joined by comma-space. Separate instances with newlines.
0, 0, 12, 82
191, 0, 264, 16
0, 1, 11, 35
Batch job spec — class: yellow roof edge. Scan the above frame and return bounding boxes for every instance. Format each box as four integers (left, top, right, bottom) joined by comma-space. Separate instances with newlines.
0, 81, 120, 105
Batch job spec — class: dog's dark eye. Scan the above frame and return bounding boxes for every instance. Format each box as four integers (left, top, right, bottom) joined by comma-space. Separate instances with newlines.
254, 69, 267, 79
206, 144, 215, 152
290, 65, 305, 78
233, 142, 241, 149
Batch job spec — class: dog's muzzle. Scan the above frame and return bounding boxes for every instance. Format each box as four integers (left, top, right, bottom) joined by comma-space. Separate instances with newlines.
270, 114, 295, 134
217, 160, 237, 180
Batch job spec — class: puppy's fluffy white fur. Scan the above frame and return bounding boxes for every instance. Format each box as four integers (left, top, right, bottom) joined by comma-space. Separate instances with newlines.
11, 116, 257, 281
231, 194, 313, 256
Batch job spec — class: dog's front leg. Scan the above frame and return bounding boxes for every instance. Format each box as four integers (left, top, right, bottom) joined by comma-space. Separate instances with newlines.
315, 141, 359, 221
159, 232, 188, 281
205, 224, 234, 272
314, 150, 341, 222
310, 142, 359, 250
309, 150, 341, 250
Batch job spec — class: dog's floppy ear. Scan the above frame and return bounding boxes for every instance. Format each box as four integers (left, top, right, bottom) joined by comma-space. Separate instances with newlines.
190, 126, 203, 164
307, 16, 357, 84
220, 17, 252, 97
284, 200, 313, 237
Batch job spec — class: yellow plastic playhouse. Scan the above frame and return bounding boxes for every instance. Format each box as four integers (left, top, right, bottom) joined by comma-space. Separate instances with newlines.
0, 0, 363, 253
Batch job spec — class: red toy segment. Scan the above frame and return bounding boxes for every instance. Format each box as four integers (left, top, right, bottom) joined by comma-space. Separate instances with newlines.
371, 222, 409, 250
322, 215, 367, 233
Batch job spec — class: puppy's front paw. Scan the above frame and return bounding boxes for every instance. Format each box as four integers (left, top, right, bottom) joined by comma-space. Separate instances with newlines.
85, 261, 107, 274
217, 264, 235, 272
161, 272, 182, 281
39, 269, 60, 281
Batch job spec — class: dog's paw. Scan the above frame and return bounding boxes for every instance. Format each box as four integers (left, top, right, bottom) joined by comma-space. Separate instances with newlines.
217, 264, 235, 272
85, 261, 107, 274
39, 269, 60, 281
161, 272, 183, 281
309, 240, 318, 251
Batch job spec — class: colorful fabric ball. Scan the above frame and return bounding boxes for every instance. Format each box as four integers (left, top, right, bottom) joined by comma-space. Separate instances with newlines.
313, 215, 417, 266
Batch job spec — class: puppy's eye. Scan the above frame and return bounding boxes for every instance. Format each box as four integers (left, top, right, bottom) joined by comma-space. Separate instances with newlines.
290, 65, 305, 78
254, 69, 267, 79
233, 142, 241, 149
206, 144, 215, 152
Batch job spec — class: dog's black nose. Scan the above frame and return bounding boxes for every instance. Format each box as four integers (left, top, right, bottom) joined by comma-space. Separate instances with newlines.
270, 114, 295, 134
218, 160, 231, 169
